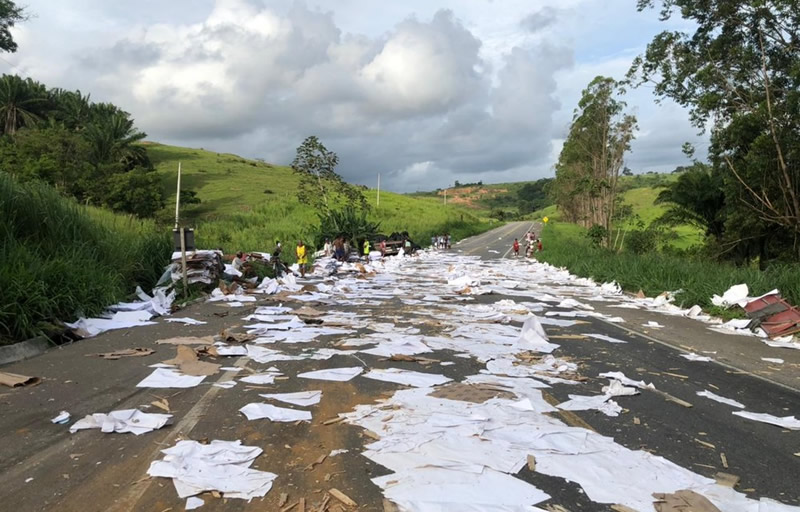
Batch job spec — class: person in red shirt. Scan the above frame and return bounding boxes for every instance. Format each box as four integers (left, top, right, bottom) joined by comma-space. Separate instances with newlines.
512, 238, 520, 258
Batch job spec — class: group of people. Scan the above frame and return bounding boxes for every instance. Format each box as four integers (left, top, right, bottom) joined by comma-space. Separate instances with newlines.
323, 238, 350, 262
512, 231, 543, 258
431, 234, 451, 250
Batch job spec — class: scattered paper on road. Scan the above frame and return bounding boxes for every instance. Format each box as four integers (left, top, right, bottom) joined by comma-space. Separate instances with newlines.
586, 333, 628, 344
51, 411, 70, 424
66, 310, 157, 338
680, 353, 713, 362
240, 373, 280, 385
259, 390, 322, 407
70, 409, 171, 435
166, 317, 207, 325
240, 403, 312, 422
599, 371, 655, 390
557, 394, 622, 417
363, 368, 452, 388
762, 358, 785, 364
732, 411, 800, 430
516, 316, 559, 353
185, 496, 205, 510
147, 440, 277, 500
297, 367, 363, 382
136, 368, 206, 389
696, 390, 745, 409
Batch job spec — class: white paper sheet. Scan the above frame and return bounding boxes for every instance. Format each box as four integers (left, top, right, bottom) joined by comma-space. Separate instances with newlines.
240, 373, 279, 385
147, 440, 277, 500
185, 496, 204, 510
733, 411, 800, 430
136, 369, 205, 389
680, 353, 713, 362
240, 403, 312, 422
557, 394, 622, 417
585, 333, 628, 344
213, 381, 237, 389
166, 317, 207, 325
70, 409, 171, 435
364, 368, 452, 388
297, 367, 363, 382
598, 371, 655, 390
66, 310, 157, 338
762, 357, 785, 364
259, 390, 322, 406
516, 316, 559, 354
696, 390, 745, 409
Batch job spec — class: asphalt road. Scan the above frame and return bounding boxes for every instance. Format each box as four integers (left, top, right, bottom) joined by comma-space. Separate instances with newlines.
1, 220, 798, 511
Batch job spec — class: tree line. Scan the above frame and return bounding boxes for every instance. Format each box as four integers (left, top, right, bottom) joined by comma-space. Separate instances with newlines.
0, 74, 164, 217
552, 0, 800, 266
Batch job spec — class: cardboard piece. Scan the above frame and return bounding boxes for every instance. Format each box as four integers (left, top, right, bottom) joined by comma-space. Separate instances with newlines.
164, 346, 220, 377
0, 371, 41, 388
652, 490, 722, 512
156, 336, 214, 346
90, 348, 155, 360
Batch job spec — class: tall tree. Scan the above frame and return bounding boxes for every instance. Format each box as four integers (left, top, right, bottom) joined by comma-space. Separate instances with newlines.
0, 0, 25, 53
629, 0, 800, 259
552, 76, 637, 239
291, 136, 366, 211
0, 75, 48, 136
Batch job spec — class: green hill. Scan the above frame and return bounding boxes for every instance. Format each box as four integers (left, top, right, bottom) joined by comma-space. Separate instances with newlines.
147, 143, 491, 251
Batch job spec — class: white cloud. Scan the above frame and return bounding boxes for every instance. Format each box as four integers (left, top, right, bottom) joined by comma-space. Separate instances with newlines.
6, 0, 706, 191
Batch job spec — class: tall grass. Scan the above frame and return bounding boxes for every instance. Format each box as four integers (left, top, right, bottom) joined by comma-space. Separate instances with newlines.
0, 173, 170, 344
537, 222, 800, 309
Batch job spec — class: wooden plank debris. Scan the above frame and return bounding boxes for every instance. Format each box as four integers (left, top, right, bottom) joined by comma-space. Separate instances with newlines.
694, 438, 716, 449
715, 472, 740, 488
329, 489, 357, 507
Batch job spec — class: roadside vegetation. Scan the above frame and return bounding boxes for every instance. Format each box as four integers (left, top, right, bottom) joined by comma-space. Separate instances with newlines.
0, 173, 170, 345
536, 222, 800, 312
535, 0, 800, 310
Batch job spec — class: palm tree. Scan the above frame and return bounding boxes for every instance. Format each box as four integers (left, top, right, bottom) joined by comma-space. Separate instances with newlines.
50, 88, 92, 131
0, 74, 48, 136
654, 163, 726, 239
84, 108, 149, 170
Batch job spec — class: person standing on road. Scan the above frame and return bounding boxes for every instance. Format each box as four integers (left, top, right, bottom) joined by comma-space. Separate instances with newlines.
512, 238, 520, 258
380, 239, 387, 259
363, 239, 371, 257
272, 241, 286, 277
323, 239, 332, 258
296, 240, 308, 278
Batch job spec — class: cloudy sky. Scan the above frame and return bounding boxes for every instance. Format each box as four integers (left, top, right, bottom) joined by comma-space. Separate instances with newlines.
7, 0, 706, 192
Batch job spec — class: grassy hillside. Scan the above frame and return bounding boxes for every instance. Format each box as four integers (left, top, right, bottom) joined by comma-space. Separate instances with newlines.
148, 143, 491, 251
0, 173, 170, 344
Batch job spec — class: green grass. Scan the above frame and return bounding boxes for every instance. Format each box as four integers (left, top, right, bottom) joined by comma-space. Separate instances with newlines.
148, 143, 492, 252
537, 222, 800, 310
0, 173, 171, 344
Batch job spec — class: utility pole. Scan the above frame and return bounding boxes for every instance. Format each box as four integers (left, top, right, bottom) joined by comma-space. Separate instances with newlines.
174, 162, 182, 229
444, 188, 447, 206
377, 172, 380, 208
174, 162, 188, 297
